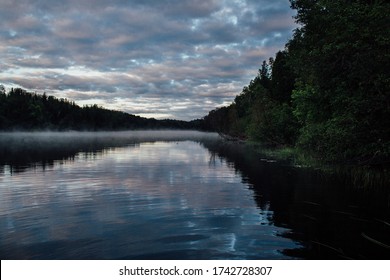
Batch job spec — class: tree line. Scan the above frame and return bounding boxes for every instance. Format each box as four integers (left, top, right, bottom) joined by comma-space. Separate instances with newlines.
1, 0, 388, 165
0, 86, 199, 131
203, 0, 389, 164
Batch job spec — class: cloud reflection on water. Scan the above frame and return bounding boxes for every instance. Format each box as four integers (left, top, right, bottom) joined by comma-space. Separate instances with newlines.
0, 131, 298, 259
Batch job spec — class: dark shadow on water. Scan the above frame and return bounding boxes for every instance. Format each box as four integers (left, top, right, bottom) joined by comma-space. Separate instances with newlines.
201, 140, 390, 259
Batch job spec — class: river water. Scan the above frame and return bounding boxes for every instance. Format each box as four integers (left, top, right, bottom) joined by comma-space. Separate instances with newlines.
0, 131, 389, 259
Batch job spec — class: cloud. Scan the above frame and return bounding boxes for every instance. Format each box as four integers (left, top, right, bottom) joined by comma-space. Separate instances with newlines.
0, 0, 297, 120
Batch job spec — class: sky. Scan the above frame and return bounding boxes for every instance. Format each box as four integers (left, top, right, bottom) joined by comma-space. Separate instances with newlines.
0, 0, 297, 121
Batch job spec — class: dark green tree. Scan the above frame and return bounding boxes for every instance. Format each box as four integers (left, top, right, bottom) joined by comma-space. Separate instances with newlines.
259, 60, 271, 89
0, 87, 200, 131
288, 0, 390, 163
270, 51, 296, 103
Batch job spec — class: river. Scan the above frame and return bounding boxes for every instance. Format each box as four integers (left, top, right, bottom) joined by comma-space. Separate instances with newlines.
0, 131, 389, 259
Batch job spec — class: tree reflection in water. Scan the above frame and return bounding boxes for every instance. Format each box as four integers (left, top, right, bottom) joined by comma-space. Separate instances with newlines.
0, 131, 389, 259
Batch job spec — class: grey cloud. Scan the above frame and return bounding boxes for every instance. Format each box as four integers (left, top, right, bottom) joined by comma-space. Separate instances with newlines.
0, 0, 297, 120
122, 0, 222, 19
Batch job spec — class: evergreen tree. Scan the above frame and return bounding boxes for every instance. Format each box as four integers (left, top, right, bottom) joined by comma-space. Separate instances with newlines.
0, 86, 199, 131
288, 0, 390, 162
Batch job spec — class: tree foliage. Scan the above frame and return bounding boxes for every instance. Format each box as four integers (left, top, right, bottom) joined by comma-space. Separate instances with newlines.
288, 0, 390, 163
203, 53, 298, 146
0, 88, 198, 131
203, 0, 389, 164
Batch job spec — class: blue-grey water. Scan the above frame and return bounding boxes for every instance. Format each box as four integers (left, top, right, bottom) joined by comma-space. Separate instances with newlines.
0, 131, 389, 259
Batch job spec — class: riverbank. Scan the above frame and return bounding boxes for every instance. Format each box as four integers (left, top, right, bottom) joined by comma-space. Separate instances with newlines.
228, 139, 390, 191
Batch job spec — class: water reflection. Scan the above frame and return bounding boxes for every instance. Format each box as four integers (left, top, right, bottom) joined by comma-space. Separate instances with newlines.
202, 141, 390, 259
0, 131, 216, 174
0, 131, 389, 259
0, 131, 299, 260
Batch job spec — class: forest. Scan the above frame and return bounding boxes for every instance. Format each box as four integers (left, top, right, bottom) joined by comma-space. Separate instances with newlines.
1, 0, 388, 166
0, 86, 199, 131
203, 0, 389, 165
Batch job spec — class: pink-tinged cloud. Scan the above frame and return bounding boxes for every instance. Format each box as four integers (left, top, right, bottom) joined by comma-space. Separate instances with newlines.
0, 0, 297, 120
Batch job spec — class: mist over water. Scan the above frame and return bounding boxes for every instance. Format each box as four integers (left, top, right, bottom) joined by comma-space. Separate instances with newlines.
0, 131, 389, 259
0, 130, 219, 144
0, 130, 218, 173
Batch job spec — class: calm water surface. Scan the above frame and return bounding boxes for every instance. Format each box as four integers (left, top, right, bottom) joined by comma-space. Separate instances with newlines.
0, 131, 389, 259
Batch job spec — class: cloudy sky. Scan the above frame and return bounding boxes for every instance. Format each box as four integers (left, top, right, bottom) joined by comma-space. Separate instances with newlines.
0, 0, 297, 120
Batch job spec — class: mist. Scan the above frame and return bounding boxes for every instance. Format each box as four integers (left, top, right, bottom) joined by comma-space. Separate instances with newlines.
0, 130, 219, 143
0, 130, 221, 173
